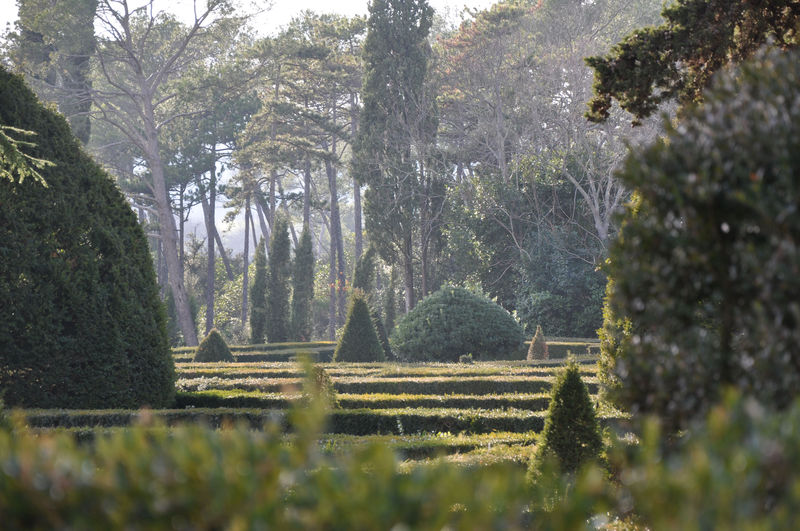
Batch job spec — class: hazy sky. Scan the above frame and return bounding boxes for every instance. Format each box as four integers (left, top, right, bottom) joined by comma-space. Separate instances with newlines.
1, 0, 495, 37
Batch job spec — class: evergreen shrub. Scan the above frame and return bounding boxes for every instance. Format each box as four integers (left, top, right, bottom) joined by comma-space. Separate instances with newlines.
0, 67, 174, 408
601, 48, 800, 431
527, 325, 549, 360
531, 360, 602, 475
334, 290, 384, 362
194, 329, 234, 363
391, 286, 524, 362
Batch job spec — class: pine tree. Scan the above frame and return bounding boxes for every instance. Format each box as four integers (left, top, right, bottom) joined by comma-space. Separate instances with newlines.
291, 226, 314, 341
250, 237, 268, 344
334, 290, 384, 362
532, 360, 603, 475
194, 328, 234, 362
266, 216, 292, 343
528, 325, 549, 360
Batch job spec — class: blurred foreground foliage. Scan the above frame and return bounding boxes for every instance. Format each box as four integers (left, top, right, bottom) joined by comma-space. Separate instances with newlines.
2, 381, 800, 528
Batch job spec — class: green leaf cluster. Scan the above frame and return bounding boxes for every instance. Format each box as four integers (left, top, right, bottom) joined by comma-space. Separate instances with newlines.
0, 67, 174, 409
602, 48, 800, 431
391, 286, 524, 362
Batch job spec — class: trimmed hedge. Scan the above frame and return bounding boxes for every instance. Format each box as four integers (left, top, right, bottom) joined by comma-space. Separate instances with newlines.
0, 66, 174, 409
194, 329, 234, 362
174, 390, 555, 411
391, 286, 525, 362
176, 375, 598, 396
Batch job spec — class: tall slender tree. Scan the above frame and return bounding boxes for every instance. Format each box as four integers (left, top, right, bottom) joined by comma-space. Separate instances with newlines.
353, 0, 436, 312
266, 215, 292, 343
249, 236, 268, 344
291, 225, 315, 341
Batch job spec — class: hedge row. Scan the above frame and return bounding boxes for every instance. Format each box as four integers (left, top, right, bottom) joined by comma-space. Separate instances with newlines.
174, 364, 597, 381
175, 390, 556, 411
173, 349, 335, 364
173, 341, 335, 355
22, 407, 560, 434
176, 376, 597, 396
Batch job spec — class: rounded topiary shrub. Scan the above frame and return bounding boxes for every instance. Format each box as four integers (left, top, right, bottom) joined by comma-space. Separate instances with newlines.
390, 286, 524, 362
602, 48, 800, 432
0, 66, 174, 409
334, 290, 385, 362
527, 324, 549, 360
531, 360, 602, 476
194, 329, 234, 362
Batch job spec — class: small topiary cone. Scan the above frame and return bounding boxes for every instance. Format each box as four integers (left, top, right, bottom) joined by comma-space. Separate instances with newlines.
528, 324, 549, 360
194, 328, 234, 362
531, 359, 602, 475
334, 290, 384, 362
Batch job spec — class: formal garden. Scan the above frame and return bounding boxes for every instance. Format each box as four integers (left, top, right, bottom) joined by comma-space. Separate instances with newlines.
3, 0, 800, 527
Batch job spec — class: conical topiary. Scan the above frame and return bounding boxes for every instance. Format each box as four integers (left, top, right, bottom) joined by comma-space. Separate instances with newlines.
532, 360, 602, 475
527, 324, 549, 360
334, 290, 384, 362
372, 309, 392, 361
194, 329, 234, 362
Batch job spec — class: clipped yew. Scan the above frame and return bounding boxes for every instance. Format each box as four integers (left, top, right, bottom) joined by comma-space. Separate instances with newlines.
194, 329, 234, 363
334, 290, 384, 362
532, 360, 602, 475
0, 66, 174, 408
527, 325, 549, 360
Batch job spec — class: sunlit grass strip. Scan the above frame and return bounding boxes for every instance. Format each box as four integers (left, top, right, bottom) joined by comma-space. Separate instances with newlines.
175, 389, 558, 411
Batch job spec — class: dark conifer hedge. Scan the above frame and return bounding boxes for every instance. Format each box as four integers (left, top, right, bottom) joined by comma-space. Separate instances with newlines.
0, 67, 174, 408
334, 290, 384, 362
194, 329, 234, 363
532, 360, 602, 475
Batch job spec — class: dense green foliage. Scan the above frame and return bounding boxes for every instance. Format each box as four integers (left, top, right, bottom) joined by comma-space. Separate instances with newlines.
527, 325, 548, 361
193, 329, 234, 363
334, 290, 384, 362
391, 286, 524, 362
601, 49, 800, 431
291, 227, 314, 341
266, 216, 292, 342
587, 0, 800, 123
250, 238, 268, 344
531, 361, 602, 475
0, 67, 174, 409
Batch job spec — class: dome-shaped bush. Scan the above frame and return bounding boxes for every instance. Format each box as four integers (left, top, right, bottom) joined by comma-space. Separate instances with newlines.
0, 67, 174, 408
390, 286, 524, 362
194, 329, 234, 362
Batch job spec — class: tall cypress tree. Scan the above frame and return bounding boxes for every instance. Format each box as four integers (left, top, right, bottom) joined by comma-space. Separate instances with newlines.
353, 0, 436, 313
266, 216, 291, 343
291, 225, 315, 341
250, 237, 268, 344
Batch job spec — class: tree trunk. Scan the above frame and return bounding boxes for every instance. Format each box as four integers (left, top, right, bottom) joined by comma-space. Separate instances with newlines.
351, 91, 363, 260
304, 156, 312, 228
241, 194, 250, 325
205, 164, 216, 336
403, 232, 415, 312
148, 141, 198, 345
325, 156, 346, 327
328, 231, 337, 341
254, 194, 271, 256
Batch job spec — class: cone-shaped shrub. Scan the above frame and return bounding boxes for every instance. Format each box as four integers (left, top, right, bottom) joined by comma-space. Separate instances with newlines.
0, 67, 173, 408
334, 290, 384, 362
532, 360, 602, 475
527, 325, 549, 360
194, 329, 234, 362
